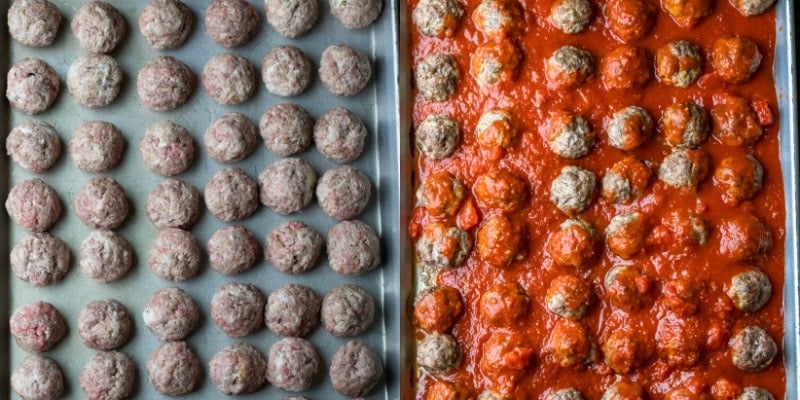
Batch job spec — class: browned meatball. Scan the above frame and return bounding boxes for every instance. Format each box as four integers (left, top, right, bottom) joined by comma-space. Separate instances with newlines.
656, 315, 703, 367
546, 45, 594, 89
417, 170, 465, 218
471, 42, 521, 87
414, 286, 463, 333
549, 0, 592, 34
600, 45, 650, 90
727, 269, 772, 313
543, 111, 595, 158
412, 0, 464, 38
602, 381, 645, 400
476, 109, 519, 149
416, 53, 459, 102
417, 333, 462, 376
714, 155, 764, 204
655, 40, 702, 88
549, 166, 597, 215
479, 282, 529, 327
416, 221, 471, 283
602, 156, 652, 204
711, 37, 761, 83
606, 211, 648, 259
730, 326, 777, 371
546, 218, 598, 268
605, 0, 654, 43
602, 329, 650, 373
731, 0, 776, 17
473, 169, 527, 213
605, 265, 653, 312
476, 215, 525, 267
471, 0, 523, 40
711, 94, 762, 147
606, 106, 653, 151
662, 0, 712, 27
658, 148, 710, 190
661, 102, 710, 148
546, 319, 594, 367
718, 213, 772, 262
480, 331, 534, 376
425, 380, 471, 400
662, 278, 702, 317
664, 387, 711, 400
653, 210, 709, 250
545, 274, 593, 319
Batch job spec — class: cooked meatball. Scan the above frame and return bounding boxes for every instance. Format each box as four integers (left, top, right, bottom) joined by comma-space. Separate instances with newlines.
414, 286, 463, 333
413, 0, 464, 37
605, 265, 652, 312
476, 109, 519, 149
260, 103, 313, 157
546, 218, 598, 268
319, 44, 372, 96
606, 105, 653, 151
601, 381, 644, 400
5, 178, 62, 232
79, 350, 135, 400
262, 45, 313, 97
329, 340, 383, 397
606, 211, 647, 259
7, 120, 61, 173
662, 277, 702, 316
656, 315, 703, 367
601, 45, 650, 90
544, 111, 595, 158
10, 301, 66, 352
204, 112, 258, 163
145, 179, 201, 229
546, 45, 595, 89
327, 220, 381, 275
6, 57, 60, 114
662, 0, 711, 27
728, 269, 772, 313
415, 114, 460, 159
715, 155, 764, 204
473, 169, 526, 212
142, 286, 200, 341
203, 53, 256, 104
605, 0, 654, 42
549, 0, 591, 34
658, 148, 710, 190
314, 107, 368, 163
204, 0, 259, 47
602, 156, 652, 203
655, 40, 702, 88
316, 166, 372, 220
718, 213, 772, 261
477, 215, 525, 267
547, 388, 585, 400
266, 283, 321, 337
417, 333, 462, 376
211, 282, 266, 337
71, 1, 126, 53
416, 53, 459, 101
265, 0, 318, 38
657, 212, 707, 249
661, 101, 710, 148
602, 329, 650, 373
147, 341, 202, 396
478, 390, 509, 400
415, 222, 471, 283
711, 37, 761, 83
73, 176, 129, 229
664, 387, 709, 400
77, 299, 132, 350
549, 165, 597, 215
425, 380, 471, 400
8, 0, 61, 47
711, 94, 762, 147
259, 157, 317, 215
209, 343, 267, 395
330, 0, 382, 29
207, 226, 260, 275
545, 274, 593, 319
471, 42, 521, 87
140, 120, 195, 176
417, 170, 465, 218
67, 53, 122, 108
139, 0, 193, 50
731, 0, 776, 16
480, 331, 534, 375
730, 326, 777, 371
11, 233, 70, 287
480, 282, 529, 326
70, 121, 124, 173
472, 0, 523, 39
12, 355, 64, 400
147, 228, 203, 281
204, 167, 259, 221
322, 284, 375, 336
265, 220, 323, 274
268, 338, 321, 391
136, 56, 194, 111
546, 319, 594, 367
738, 387, 775, 400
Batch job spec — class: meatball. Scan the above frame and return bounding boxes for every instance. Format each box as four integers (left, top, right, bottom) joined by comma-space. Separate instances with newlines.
602, 156, 652, 203
472, 0, 523, 40
656, 316, 703, 367
476, 215, 525, 267
730, 0, 776, 16
544, 111, 595, 158
262, 45, 313, 97
425, 380, 471, 400
259, 158, 317, 215
136, 56, 195, 111
330, 0, 383, 29
662, 0, 711, 27
207, 225, 260, 275
70, 121, 124, 173
415, 114, 460, 159
602, 330, 650, 373
476, 109, 519, 149
602, 381, 644, 400
79, 351, 135, 400
67, 53, 122, 108
660, 212, 707, 249
481, 331, 534, 375
260, 103, 313, 157
478, 390, 509, 400
604, 265, 652, 312
662, 278, 702, 316
327, 220, 381, 275
211, 282, 266, 337
606, 211, 648, 259
413, 0, 464, 37
11, 233, 69, 287
147, 341, 202, 396
480, 282, 530, 326
11, 355, 64, 400
546, 274, 593, 319
418, 170, 465, 218
547, 388, 585, 400
204, 0, 259, 47
738, 387, 775, 400
71, 1, 126, 53
6, 120, 62, 173
209, 343, 267, 395
319, 44, 372, 96
718, 213, 772, 261
471, 42, 521, 87
329, 340, 383, 397
546, 319, 594, 367
549, 165, 597, 215
417, 333, 462, 376
145, 179, 201, 229
322, 284, 375, 337
204, 113, 258, 163
140, 120, 195, 176
658, 148, 710, 190
267, 338, 321, 391
546, 45, 595, 89
202, 53, 256, 105
414, 286, 463, 333
728, 269, 772, 313
147, 228, 203, 281
711, 94, 762, 147
204, 167, 259, 221
664, 387, 709, 400
139, 0, 193, 50
715, 155, 764, 204
266, 283, 321, 337
314, 107, 368, 163
10, 301, 66, 352
265, 220, 323, 274
605, 0, 654, 42
416, 53, 459, 101
546, 218, 598, 268
730, 326, 777, 371
74, 176, 129, 229
415, 222, 471, 283
6, 57, 60, 114
77, 299, 132, 350
473, 169, 526, 212
549, 0, 591, 34
711, 37, 761, 83
8, 0, 62, 47
661, 101, 710, 149
142, 286, 199, 341
265, 0, 318, 38
5, 178, 62, 232
655, 40, 702, 88
316, 166, 372, 220
601, 45, 650, 90
606, 105, 653, 151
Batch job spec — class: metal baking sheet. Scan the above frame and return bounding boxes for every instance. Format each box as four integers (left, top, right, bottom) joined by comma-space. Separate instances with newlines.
2, 1, 401, 399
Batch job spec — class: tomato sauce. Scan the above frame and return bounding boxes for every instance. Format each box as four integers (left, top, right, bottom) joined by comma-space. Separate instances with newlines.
408, 0, 785, 399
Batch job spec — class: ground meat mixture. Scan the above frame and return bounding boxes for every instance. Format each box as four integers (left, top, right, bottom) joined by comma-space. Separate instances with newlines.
413, 0, 464, 38
204, 112, 259, 163
136, 56, 195, 111
265, 0, 319, 38
207, 225, 260, 275
316, 165, 372, 220
140, 120, 195, 175
6, 178, 62, 232
71, 1, 126, 53
74, 176, 130, 229
202, 53, 256, 105
259, 157, 317, 214
77, 299, 133, 350
265, 220, 323, 274
147, 228, 203, 281
146, 341, 202, 396
10, 301, 66, 353
415, 52, 458, 101
80, 230, 133, 283
266, 283, 322, 337
139, 0, 194, 50
11, 355, 64, 400
330, 0, 383, 29
314, 107, 368, 163
211, 282, 266, 337
7, 0, 62, 47
260, 103, 314, 157
79, 350, 135, 400
262, 45, 314, 97
415, 113, 460, 159
6, 119, 61, 173
145, 178, 202, 229
11, 232, 70, 287
6, 57, 60, 114
209, 343, 268, 395
67, 53, 123, 108
142, 286, 200, 341
204, 0, 260, 47
69, 121, 125, 172
267, 337, 322, 391
327, 220, 381, 275
319, 44, 372, 96
329, 340, 383, 397
204, 167, 259, 221
322, 284, 376, 337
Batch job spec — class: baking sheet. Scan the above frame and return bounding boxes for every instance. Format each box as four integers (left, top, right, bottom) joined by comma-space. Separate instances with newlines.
2, 1, 400, 399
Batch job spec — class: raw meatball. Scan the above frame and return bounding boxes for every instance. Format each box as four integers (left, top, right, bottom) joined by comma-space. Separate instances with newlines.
414, 286, 463, 333
327, 220, 381, 275
602, 329, 650, 373
5, 178, 62, 232
417, 333, 462, 376
316, 166, 372, 220
74, 176, 129, 229
738, 387, 775, 400
602, 156, 652, 203
259, 157, 317, 214
207, 225, 260, 275
417, 170, 465, 217
415, 222, 471, 283
471, 42, 521, 87
7, 0, 61, 47
545, 218, 598, 268
547, 388, 585, 400
330, 0, 382, 29
145, 179, 201, 229
147, 341, 202, 396
204, 0, 259, 47
711, 36, 761, 83
139, 0, 193, 50
142, 286, 200, 341
546, 45, 594, 89
602, 381, 644, 400
322, 284, 375, 337
545, 274, 593, 319
209, 343, 268, 395
605, 211, 648, 259
544, 111, 595, 158
148, 228, 202, 281
662, 0, 711, 27
480, 282, 529, 327
415, 53, 459, 101
140, 120, 195, 176
661, 101, 710, 148
655, 40, 702, 88
601, 45, 650, 90
314, 107, 368, 163
71, 1, 126, 53
549, 165, 596, 215
202, 53, 256, 105
730, 326, 777, 371
80, 351, 135, 400
267, 337, 321, 391
6, 57, 60, 114
605, 265, 652, 312
11, 355, 64, 400
211, 282, 266, 337
415, 113, 460, 159
714, 154, 764, 204
319, 44, 372, 96
260, 103, 313, 157
550, 0, 591, 34
476, 215, 525, 267
480, 331, 534, 376
262, 45, 313, 97
77, 299, 132, 350
10, 301, 66, 352
67, 53, 122, 108
136, 56, 195, 111
472, 0, 523, 39
6, 120, 61, 173
662, 277, 702, 316
718, 213, 772, 261
11, 233, 70, 287
266, 283, 321, 337
265, 0, 319, 38
265, 220, 323, 274
413, 0, 464, 38
546, 319, 594, 367
204, 112, 259, 163
658, 148, 710, 190
70, 121, 124, 172
329, 340, 383, 397
731, 0, 775, 16
605, 0, 654, 42
711, 94, 762, 147
727, 269, 772, 312
607, 105, 653, 151
476, 109, 519, 149
204, 167, 259, 221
